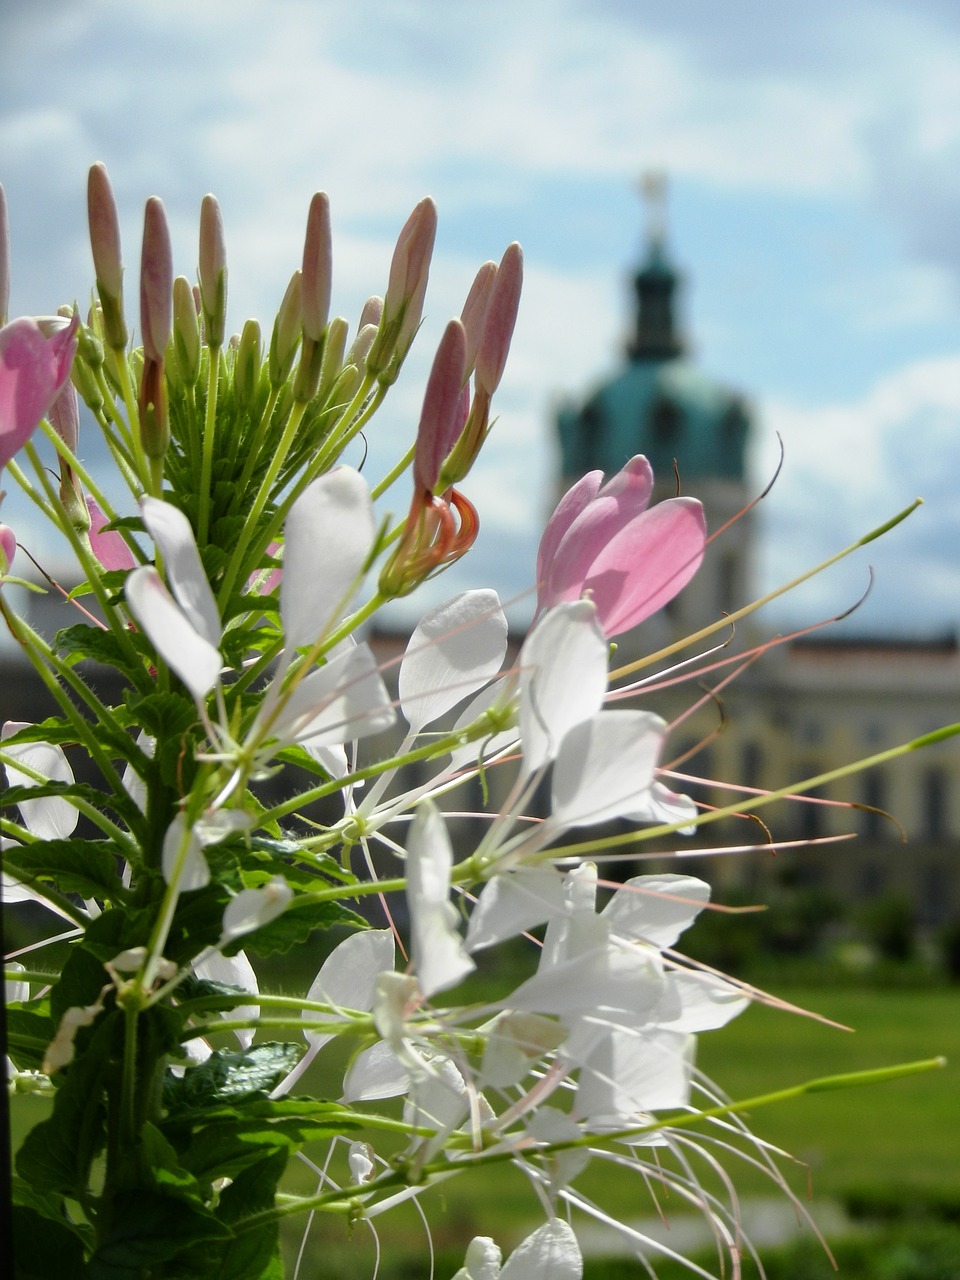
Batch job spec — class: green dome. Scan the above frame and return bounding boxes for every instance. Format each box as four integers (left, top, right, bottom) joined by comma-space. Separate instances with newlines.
557, 230, 751, 486
557, 356, 750, 483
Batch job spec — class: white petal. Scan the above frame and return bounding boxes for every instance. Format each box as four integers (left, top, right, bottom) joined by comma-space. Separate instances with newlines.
274, 642, 395, 747
465, 867, 566, 953
399, 590, 508, 734
449, 676, 518, 771
499, 1218, 583, 1280
161, 813, 209, 891
281, 468, 375, 649
550, 710, 666, 828
342, 1038, 408, 1101
519, 602, 607, 775
601, 874, 711, 949
452, 1236, 502, 1280
140, 496, 220, 645
574, 1027, 694, 1119
194, 949, 259, 1049
624, 779, 699, 834
304, 929, 395, 1047
406, 803, 475, 998
660, 970, 750, 1032
125, 567, 221, 699
221, 877, 293, 945
480, 1012, 565, 1087
1, 724, 77, 840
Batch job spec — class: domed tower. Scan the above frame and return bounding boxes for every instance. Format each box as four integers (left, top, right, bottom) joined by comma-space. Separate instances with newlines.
555, 176, 754, 637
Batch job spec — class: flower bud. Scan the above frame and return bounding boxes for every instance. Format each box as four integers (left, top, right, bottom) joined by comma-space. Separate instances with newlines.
475, 242, 522, 397
366, 198, 437, 382
413, 319, 467, 492
171, 276, 200, 386
198, 194, 227, 348
140, 197, 173, 364
358, 295, 383, 330
269, 269, 302, 387
0, 523, 15, 574
460, 259, 497, 378
301, 192, 332, 343
139, 356, 169, 459
234, 318, 263, 411
48, 379, 80, 456
87, 163, 127, 349
346, 322, 378, 375
0, 183, 9, 328
314, 315, 349, 405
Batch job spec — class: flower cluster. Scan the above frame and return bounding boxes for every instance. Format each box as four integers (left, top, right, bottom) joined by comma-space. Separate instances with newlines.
1, 168, 948, 1280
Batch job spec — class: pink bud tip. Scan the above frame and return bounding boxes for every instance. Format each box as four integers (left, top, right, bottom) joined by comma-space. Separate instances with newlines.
414, 319, 467, 492
475, 242, 522, 397
0, 523, 15, 572
140, 197, 173, 363
301, 192, 332, 342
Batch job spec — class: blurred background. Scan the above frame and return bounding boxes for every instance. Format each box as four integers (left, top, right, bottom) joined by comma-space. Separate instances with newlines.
3, 3, 960, 1276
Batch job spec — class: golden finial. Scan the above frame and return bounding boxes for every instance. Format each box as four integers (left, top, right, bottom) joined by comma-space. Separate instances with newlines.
638, 170, 668, 246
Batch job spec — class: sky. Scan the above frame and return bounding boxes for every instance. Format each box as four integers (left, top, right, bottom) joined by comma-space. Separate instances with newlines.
2, 0, 960, 636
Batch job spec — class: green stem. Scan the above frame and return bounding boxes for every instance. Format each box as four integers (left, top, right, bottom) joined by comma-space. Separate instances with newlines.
197, 345, 222, 545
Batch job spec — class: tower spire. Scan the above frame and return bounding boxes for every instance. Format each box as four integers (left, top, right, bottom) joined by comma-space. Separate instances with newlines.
627, 170, 684, 361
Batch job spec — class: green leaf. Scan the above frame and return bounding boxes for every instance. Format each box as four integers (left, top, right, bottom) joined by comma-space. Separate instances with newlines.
12, 1205, 89, 1278
225, 897, 365, 958
50, 944, 113, 1024
140, 1121, 204, 1201
1, 780, 122, 816
16, 1010, 119, 1196
87, 1190, 232, 1280
2, 839, 126, 902
213, 1148, 287, 1280
54, 623, 135, 672
4, 1004, 55, 1072
163, 1043, 301, 1114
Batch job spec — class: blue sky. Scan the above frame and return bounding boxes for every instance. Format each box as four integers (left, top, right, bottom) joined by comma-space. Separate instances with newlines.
2, 0, 960, 634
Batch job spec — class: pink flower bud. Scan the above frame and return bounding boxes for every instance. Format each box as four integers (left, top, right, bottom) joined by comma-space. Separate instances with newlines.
475, 242, 522, 397
0, 313, 79, 472
414, 319, 467, 492
198, 194, 227, 347
140, 197, 173, 364
0, 184, 9, 328
367, 198, 437, 381
301, 192, 332, 343
459, 259, 497, 377
0, 523, 15, 573
358, 295, 383, 330
536, 455, 706, 637
87, 163, 126, 349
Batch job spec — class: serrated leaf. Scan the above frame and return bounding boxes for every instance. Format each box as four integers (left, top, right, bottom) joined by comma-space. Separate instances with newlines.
224, 897, 365, 958
54, 623, 134, 672
2, 839, 126, 902
163, 1043, 301, 1114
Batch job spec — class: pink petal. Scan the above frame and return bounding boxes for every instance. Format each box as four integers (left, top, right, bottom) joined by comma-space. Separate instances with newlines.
582, 496, 706, 636
86, 497, 136, 571
0, 314, 79, 470
535, 469, 603, 602
541, 455, 654, 609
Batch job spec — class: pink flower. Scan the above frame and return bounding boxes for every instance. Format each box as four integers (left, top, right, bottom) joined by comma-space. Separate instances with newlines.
0, 522, 15, 573
536, 455, 706, 638
0, 313, 79, 472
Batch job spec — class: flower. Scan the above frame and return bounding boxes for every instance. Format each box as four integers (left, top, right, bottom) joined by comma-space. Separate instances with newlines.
536, 454, 706, 637
0, 313, 79, 472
